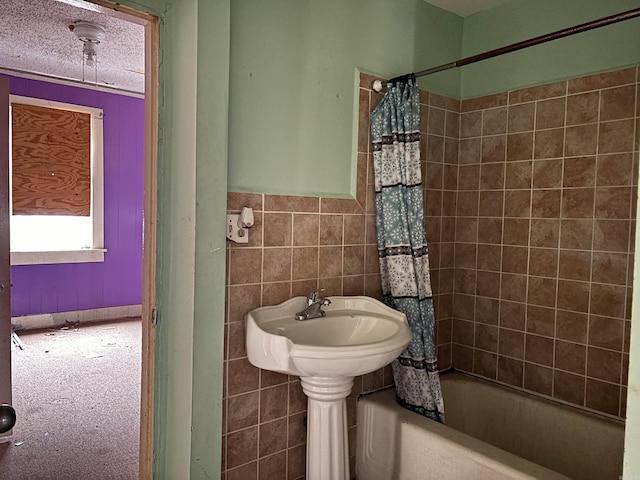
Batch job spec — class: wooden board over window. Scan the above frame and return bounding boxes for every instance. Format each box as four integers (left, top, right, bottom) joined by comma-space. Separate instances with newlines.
11, 103, 91, 216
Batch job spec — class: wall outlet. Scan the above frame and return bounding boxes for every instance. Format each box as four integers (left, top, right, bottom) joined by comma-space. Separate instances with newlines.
226, 214, 249, 243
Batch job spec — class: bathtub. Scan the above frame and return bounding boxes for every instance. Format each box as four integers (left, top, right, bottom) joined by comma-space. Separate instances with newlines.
356, 372, 624, 480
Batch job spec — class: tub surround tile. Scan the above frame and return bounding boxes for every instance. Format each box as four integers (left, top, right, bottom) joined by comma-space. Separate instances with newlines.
506, 132, 534, 161
451, 67, 637, 419
474, 350, 498, 379
498, 356, 524, 387
500, 301, 526, 331
586, 378, 621, 416
483, 107, 507, 135
525, 362, 553, 396
536, 97, 565, 129
505, 161, 533, 189
567, 68, 635, 94
566, 91, 599, 125
555, 341, 586, 375
499, 329, 525, 359
556, 310, 589, 344
554, 370, 585, 406
526, 305, 555, 337
564, 156, 596, 188
508, 102, 535, 133
565, 124, 598, 156
600, 85, 636, 121
461, 92, 507, 112
597, 153, 634, 186
587, 347, 622, 384
509, 81, 566, 104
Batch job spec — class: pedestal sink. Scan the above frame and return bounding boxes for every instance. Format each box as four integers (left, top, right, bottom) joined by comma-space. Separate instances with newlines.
245, 295, 411, 480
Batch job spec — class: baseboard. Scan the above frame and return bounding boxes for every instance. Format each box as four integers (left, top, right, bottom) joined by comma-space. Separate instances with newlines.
11, 304, 142, 330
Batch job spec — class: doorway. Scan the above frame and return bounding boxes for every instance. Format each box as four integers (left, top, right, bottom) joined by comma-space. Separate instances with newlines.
0, 0, 157, 477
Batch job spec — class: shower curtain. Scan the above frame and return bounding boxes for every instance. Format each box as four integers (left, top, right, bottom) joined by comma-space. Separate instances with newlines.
370, 80, 444, 422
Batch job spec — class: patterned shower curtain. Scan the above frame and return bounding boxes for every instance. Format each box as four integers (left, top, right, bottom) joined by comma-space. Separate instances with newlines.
370, 80, 444, 422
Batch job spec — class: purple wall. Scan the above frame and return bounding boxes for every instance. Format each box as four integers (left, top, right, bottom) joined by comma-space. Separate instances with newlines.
5, 75, 144, 316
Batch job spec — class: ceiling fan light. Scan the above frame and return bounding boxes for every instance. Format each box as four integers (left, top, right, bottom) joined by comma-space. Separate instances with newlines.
72, 22, 106, 44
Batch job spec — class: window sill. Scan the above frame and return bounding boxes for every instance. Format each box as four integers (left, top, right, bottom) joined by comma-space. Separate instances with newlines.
11, 249, 107, 266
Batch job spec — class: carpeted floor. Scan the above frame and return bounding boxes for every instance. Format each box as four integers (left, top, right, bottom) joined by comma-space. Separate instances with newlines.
0, 318, 141, 480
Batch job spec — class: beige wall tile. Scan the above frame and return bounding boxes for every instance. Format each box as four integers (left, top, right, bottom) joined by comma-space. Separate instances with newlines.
599, 119, 635, 154
509, 81, 566, 104
259, 452, 287, 480
568, 68, 635, 94
506, 132, 534, 161
554, 370, 585, 406
524, 362, 553, 395
585, 378, 620, 416
566, 91, 599, 125
536, 97, 566, 129
505, 161, 532, 189
508, 103, 535, 133
462, 92, 507, 112
525, 334, 554, 366
482, 107, 507, 135
474, 350, 497, 379
498, 356, 524, 387
565, 124, 598, 156
556, 310, 588, 343
600, 85, 636, 121
526, 305, 555, 337
589, 316, 624, 351
263, 248, 292, 282
597, 153, 634, 186
264, 213, 292, 247
564, 156, 596, 187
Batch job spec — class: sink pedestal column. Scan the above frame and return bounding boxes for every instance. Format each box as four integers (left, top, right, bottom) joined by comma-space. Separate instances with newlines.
300, 376, 354, 480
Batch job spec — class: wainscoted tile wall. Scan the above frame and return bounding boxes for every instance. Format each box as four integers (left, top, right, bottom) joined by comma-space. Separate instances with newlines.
222, 67, 637, 479
451, 67, 638, 419
222, 190, 387, 480
221, 73, 460, 480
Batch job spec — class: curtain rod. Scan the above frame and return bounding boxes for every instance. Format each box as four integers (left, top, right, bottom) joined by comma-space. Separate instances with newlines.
373, 7, 640, 92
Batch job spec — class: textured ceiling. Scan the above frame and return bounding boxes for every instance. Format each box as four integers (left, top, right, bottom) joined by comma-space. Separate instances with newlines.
426, 0, 513, 16
0, 0, 145, 94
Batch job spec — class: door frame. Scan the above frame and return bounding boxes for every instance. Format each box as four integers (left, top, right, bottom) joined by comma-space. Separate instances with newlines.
89, 2, 158, 478
0, 76, 11, 437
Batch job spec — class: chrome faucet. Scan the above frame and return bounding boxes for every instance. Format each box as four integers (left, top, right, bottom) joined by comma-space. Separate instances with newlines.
295, 289, 331, 320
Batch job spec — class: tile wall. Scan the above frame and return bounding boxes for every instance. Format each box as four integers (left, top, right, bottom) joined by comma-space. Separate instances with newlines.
222, 189, 386, 480
221, 73, 460, 479
451, 67, 638, 418
222, 66, 638, 479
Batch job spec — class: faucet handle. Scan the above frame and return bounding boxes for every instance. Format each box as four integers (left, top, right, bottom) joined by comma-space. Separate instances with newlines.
307, 289, 325, 304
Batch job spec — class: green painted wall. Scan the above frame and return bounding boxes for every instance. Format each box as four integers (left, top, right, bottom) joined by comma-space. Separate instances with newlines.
227, 0, 462, 197
116, 0, 229, 478
460, 0, 640, 98
625, 200, 640, 477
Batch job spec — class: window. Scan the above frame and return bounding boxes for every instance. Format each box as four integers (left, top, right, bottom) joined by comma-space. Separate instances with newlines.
9, 95, 105, 265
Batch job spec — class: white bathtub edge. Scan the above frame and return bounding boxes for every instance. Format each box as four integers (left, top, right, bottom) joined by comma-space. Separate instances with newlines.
356, 388, 570, 480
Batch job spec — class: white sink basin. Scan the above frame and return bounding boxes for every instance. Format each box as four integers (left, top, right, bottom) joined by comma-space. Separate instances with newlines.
245, 295, 411, 377
246, 295, 411, 480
